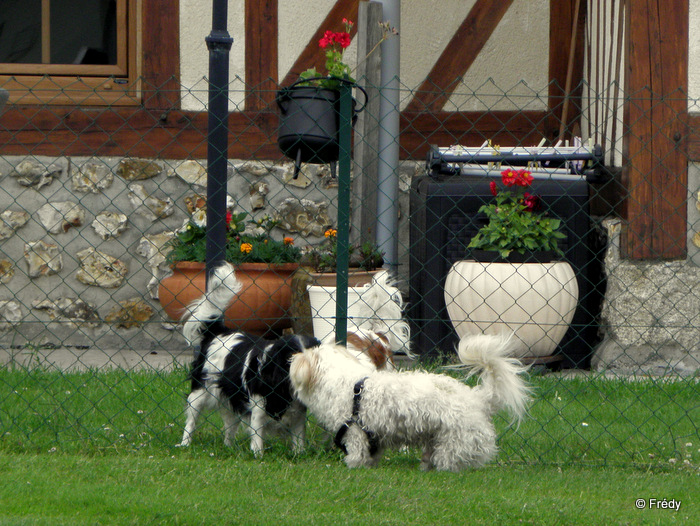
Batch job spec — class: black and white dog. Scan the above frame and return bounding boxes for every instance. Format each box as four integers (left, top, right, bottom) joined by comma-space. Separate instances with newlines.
178, 262, 320, 455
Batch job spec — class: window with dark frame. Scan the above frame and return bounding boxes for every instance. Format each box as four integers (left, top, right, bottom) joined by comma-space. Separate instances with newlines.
0, 0, 139, 106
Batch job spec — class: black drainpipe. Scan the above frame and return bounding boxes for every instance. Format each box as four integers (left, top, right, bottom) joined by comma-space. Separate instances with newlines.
205, 0, 234, 286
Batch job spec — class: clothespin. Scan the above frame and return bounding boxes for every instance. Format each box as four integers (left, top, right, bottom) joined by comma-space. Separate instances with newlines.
487, 140, 501, 170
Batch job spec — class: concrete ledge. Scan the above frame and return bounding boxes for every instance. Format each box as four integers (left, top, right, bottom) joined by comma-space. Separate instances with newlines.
0, 346, 192, 372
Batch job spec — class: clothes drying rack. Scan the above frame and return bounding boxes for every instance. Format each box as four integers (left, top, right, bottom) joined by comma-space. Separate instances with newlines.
426, 141, 605, 182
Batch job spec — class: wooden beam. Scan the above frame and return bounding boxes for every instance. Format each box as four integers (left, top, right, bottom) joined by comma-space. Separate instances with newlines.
142, 0, 180, 110
623, 0, 688, 260
688, 114, 700, 161
245, 0, 279, 110
399, 110, 548, 159
0, 108, 280, 160
0, 105, 545, 162
280, 0, 360, 88
403, 0, 513, 113
547, 0, 586, 142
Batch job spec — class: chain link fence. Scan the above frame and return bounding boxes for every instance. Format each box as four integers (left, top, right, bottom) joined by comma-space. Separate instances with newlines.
0, 79, 698, 468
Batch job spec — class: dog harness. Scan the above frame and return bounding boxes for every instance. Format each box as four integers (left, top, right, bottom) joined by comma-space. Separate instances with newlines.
334, 377, 380, 456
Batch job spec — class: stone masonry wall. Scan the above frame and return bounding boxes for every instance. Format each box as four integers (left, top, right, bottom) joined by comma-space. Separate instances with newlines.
0, 155, 416, 352
593, 219, 700, 376
4, 152, 699, 374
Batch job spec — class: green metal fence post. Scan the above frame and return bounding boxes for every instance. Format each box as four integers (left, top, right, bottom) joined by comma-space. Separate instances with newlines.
334, 79, 353, 346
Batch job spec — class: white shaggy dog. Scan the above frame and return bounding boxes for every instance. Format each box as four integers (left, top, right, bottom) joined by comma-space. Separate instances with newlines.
289, 334, 530, 471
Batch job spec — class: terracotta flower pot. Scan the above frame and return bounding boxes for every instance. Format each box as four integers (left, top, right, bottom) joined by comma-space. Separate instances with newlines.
158, 261, 300, 336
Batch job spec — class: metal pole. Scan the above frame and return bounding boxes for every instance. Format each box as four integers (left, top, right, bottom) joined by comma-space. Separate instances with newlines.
335, 80, 353, 346
205, 0, 233, 286
376, 0, 400, 272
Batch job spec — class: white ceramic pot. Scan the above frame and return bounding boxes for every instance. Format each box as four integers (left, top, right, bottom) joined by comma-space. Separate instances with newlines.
307, 285, 370, 342
444, 260, 579, 357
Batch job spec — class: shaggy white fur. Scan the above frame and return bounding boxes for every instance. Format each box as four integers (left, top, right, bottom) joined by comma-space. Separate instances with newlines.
289, 334, 531, 471
342, 270, 414, 369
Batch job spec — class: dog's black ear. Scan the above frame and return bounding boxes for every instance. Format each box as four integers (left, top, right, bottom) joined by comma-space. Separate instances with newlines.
297, 334, 321, 349
257, 337, 308, 419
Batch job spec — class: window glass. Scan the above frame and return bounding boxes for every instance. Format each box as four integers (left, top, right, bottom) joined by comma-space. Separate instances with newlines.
0, 0, 118, 67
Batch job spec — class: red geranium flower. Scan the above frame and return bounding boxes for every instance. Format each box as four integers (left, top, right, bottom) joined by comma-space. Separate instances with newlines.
334, 31, 351, 49
516, 169, 534, 187
300, 18, 396, 90
319, 30, 335, 49
523, 192, 540, 212
501, 168, 533, 188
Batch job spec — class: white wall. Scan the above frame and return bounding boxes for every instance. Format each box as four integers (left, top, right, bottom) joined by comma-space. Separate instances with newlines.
179, 0, 246, 111
690, 0, 700, 106
178, 0, 551, 112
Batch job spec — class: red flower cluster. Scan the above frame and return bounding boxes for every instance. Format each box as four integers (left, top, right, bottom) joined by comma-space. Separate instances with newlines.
319, 30, 351, 50
501, 168, 534, 188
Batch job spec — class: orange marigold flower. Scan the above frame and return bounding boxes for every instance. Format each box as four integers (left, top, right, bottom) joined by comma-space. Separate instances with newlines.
324, 229, 337, 238
240, 243, 253, 254
284, 237, 294, 245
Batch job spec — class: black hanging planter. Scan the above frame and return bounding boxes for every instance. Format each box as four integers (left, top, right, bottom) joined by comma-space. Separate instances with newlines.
276, 78, 367, 178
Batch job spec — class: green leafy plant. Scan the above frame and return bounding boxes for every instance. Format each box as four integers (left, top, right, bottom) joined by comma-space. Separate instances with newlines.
165, 210, 301, 265
468, 168, 566, 259
304, 228, 384, 272
299, 18, 397, 90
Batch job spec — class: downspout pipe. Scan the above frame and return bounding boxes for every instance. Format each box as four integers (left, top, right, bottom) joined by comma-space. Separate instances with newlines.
205, 0, 234, 286
376, 0, 400, 272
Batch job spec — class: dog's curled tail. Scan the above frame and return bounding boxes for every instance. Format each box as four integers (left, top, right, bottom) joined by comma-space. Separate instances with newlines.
181, 262, 242, 347
360, 270, 413, 356
456, 333, 531, 424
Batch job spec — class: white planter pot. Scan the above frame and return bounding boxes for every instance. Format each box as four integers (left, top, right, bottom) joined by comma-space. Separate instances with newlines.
307, 285, 370, 342
444, 260, 579, 358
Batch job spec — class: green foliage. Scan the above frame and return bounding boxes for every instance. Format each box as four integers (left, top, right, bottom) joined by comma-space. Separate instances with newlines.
304, 229, 384, 272
165, 212, 301, 266
358, 240, 385, 271
468, 169, 567, 259
468, 195, 566, 258
299, 20, 354, 90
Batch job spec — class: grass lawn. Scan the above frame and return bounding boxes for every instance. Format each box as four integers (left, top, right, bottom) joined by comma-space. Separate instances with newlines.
0, 365, 698, 524
0, 452, 696, 525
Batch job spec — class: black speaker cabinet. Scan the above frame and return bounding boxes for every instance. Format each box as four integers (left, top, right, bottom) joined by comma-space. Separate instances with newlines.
409, 174, 600, 368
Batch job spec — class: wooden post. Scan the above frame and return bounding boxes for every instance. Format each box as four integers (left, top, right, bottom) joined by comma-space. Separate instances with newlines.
352, 1, 383, 246
245, 0, 278, 110
623, 0, 688, 259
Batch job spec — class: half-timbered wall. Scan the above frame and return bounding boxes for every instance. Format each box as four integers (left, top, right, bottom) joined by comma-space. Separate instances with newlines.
2, 0, 699, 260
